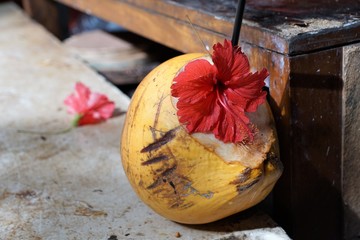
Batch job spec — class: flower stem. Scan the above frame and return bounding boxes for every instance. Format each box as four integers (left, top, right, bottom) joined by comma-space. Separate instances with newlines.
71, 114, 82, 127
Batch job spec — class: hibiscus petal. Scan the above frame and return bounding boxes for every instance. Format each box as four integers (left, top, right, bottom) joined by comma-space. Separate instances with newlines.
212, 39, 250, 84
64, 82, 91, 114
172, 59, 220, 132
173, 74, 215, 104
228, 69, 268, 92
214, 91, 253, 142
64, 93, 80, 114
172, 59, 217, 106
78, 111, 102, 126
87, 93, 112, 112
177, 92, 220, 132
95, 101, 115, 119
245, 91, 267, 113
64, 82, 115, 126
172, 59, 216, 97
226, 69, 268, 113
77, 101, 115, 126
214, 108, 244, 143
74, 82, 91, 113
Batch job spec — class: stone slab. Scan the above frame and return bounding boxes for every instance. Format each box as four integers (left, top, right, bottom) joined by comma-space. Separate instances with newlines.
0, 3, 290, 240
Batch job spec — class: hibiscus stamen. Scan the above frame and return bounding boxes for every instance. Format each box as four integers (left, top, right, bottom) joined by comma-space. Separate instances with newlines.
215, 87, 253, 142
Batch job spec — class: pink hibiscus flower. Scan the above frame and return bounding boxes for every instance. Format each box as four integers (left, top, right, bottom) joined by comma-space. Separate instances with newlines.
64, 82, 115, 126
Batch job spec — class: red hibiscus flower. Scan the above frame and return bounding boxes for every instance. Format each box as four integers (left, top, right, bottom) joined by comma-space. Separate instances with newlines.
171, 39, 268, 143
64, 82, 115, 126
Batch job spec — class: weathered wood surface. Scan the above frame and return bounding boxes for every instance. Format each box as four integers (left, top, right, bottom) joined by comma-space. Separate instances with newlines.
53, 0, 360, 55
0, 3, 291, 240
289, 48, 343, 240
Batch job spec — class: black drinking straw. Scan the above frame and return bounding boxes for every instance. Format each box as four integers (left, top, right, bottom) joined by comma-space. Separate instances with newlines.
231, 0, 246, 46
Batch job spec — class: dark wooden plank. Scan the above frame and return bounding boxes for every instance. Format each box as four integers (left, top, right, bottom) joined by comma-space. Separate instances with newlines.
23, 0, 62, 38
54, 0, 360, 55
290, 26, 360, 55
54, 0, 227, 53
289, 48, 343, 240
123, 0, 289, 53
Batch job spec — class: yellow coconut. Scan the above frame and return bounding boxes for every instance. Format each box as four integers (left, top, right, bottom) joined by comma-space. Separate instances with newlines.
121, 53, 283, 224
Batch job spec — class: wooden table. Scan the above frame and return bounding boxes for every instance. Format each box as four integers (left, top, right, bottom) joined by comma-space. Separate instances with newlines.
23, 1, 360, 239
